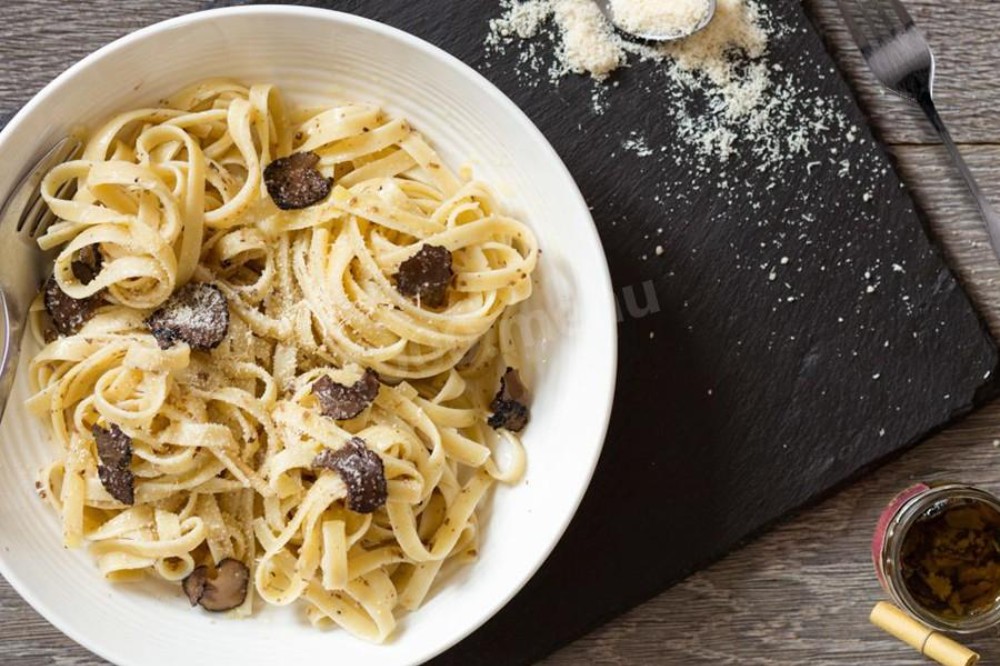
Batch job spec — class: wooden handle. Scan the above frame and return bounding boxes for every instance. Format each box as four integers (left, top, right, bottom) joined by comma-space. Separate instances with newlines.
870, 602, 979, 666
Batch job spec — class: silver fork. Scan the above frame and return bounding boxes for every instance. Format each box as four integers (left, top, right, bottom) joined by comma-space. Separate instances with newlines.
0, 137, 82, 420
837, 0, 1000, 262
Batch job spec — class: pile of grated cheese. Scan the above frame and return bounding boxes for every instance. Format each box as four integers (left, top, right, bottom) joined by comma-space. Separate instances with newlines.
488, 0, 897, 326
485, 0, 853, 165
610, 0, 711, 38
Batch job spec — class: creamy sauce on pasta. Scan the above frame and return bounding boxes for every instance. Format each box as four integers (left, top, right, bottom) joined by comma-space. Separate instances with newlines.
26, 79, 538, 642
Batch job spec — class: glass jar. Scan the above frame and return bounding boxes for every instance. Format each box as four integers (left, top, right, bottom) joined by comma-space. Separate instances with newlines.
872, 482, 1000, 634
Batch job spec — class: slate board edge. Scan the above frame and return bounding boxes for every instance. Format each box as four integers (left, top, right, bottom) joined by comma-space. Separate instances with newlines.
803, 2, 1000, 408
511, 403, 1000, 666
432, 5, 1000, 664
560, 1, 1000, 650
557, 0, 1000, 650
2, 5, 998, 662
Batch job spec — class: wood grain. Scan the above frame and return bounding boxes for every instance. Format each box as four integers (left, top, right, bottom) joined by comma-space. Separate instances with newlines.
542, 140, 1000, 665
808, 0, 1000, 146
2, 0, 1000, 664
544, 403, 1000, 665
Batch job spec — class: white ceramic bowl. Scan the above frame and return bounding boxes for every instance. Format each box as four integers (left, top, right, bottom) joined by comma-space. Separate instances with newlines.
0, 7, 616, 665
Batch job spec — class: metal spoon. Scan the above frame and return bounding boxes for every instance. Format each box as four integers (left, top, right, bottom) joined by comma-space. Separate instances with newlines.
596, 0, 717, 43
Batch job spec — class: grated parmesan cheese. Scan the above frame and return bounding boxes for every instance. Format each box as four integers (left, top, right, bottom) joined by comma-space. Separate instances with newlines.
485, 0, 886, 282
485, 0, 853, 165
553, 0, 624, 78
488, 0, 552, 40
610, 0, 711, 38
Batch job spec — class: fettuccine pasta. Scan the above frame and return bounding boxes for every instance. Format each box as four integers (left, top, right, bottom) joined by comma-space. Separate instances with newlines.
26, 79, 538, 642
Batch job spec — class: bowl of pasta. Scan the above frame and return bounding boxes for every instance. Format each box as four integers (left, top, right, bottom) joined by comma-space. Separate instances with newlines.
0, 6, 616, 666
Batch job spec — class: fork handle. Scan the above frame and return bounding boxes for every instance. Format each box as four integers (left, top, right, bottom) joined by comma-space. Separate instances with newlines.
917, 92, 1000, 262
0, 287, 23, 422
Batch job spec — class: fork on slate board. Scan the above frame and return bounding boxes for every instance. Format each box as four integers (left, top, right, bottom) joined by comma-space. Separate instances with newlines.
836, 0, 1000, 263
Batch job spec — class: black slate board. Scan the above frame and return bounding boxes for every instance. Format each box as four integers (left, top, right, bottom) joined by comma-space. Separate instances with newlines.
62, 0, 1000, 661
211, 0, 997, 662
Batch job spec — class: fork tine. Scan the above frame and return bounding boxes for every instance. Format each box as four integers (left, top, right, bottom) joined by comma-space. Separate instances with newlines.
854, 0, 893, 47
31, 208, 57, 241
15, 188, 45, 233
29, 177, 76, 238
18, 154, 77, 235
33, 204, 64, 240
843, 0, 933, 102
857, 0, 917, 39
0, 137, 82, 233
836, 0, 872, 54
872, 2, 898, 33
884, 0, 916, 27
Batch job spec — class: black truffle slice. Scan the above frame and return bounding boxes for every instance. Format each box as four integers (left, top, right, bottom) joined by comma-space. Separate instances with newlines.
393, 245, 453, 308
92, 423, 134, 505
146, 283, 229, 351
312, 369, 381, 420
264, 151, 332, 210
182, 567, 206, 606
487, 367, 530, 432
182, 558, 249, 612
43, 276, 103, 336
94, 423, 131, 468
71, 245, 103, 285
312, 437, 388, 514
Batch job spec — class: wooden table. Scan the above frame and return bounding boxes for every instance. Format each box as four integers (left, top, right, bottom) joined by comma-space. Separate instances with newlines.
2, 1, 1000, 663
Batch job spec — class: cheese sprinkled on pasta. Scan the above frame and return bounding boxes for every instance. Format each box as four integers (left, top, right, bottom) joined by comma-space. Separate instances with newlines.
28, 79, 538, 642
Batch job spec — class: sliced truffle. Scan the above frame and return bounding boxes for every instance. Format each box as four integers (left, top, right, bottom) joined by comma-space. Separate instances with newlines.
94, 423, 131, 468
182, 558, 249, 612
312, 369, 381, 420
71, 245, 103, 285
487, 367, 530, 432
92, 423, 134, 505
146, 283, 229, 351
263, 151, 332, 210
97, 466, 134, 506
182, 567, 206, 606
43, 276, 103, 336
393, 245, 453, 308
312, 437, 387, 514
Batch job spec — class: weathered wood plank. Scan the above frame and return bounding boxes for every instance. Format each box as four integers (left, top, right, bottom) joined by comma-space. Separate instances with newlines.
546, 401, 1000, 665
0, 0, 202, 118
890, 145, 1000, 334
2, 1, 1000, 665
809, 0, 1000, 145
0, 0, 998, 146
544, 142, 1000, 664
